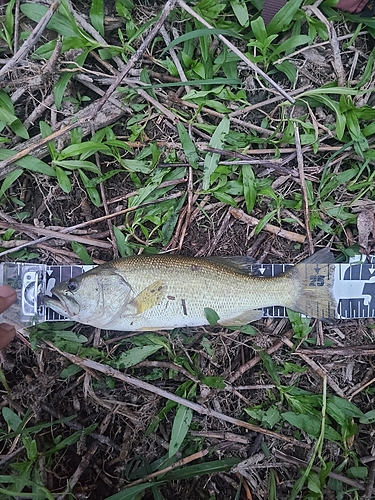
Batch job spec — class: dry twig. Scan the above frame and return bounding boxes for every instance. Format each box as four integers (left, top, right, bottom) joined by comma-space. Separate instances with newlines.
306, 5, 346, 85
298, 345, 375, 356
177, 0, 295, 104
195, 209, 234, 256
0, 1, 60, 79
293, 122, 313, 253
283, 337, 346, 397
93, 0, 178, 115
229, 207, 306, 244
57, 413, 112, 500
364, 458, 375, 500
0, 215, 112, 249
0, 192, 184, 258
46, 342, 310, 448
176, 165, 194, 249
228, 323, 292, 384
274, 450, 369, 491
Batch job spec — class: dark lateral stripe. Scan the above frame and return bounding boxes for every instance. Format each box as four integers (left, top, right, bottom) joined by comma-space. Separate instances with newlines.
181, 298, 188, 316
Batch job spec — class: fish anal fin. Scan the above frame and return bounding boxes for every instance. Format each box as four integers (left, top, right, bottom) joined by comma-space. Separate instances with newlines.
218, 309, 263, 326
130, 280, 165, 315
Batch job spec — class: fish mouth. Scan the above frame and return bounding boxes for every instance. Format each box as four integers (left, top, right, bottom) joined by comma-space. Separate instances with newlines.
43, 292, 79, 318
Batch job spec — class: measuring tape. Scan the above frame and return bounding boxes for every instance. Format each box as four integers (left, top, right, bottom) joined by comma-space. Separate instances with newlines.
0, 256, 374, 326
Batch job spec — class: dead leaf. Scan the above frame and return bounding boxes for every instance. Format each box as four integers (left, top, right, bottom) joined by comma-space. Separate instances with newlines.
357, 208, 375, 254
302, 48, 329, 66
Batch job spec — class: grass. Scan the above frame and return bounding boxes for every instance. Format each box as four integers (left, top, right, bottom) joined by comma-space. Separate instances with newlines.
0, 0, 375, 498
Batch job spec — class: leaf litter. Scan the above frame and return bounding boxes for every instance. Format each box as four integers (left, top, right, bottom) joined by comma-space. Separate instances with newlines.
0, 0, 375, 499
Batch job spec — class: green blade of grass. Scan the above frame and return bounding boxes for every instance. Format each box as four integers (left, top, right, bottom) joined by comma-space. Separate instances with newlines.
169, 404, 193, 458
106, 483, 159, 500
204, 307, 220, 326
0, 169, 23, 199
163, 457, 241, 480
71, 242, 93, 265
162, 28, 242, 55
90, 0, 104, 36
112, 346, 163, 369
202, 116, 230, 190
55, 165, 71, 193
177, 122, 200, 169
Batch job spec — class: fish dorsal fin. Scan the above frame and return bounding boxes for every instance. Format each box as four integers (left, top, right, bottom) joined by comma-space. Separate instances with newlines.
129, 280, 166, 315
205, 256, 257, 275
218, 309, 262, 327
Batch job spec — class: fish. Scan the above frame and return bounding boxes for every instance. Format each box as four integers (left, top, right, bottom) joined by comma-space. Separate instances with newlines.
43, 249, 337, 331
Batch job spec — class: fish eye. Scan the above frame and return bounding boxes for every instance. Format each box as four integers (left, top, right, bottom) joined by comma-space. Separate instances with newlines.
67, 279, 79, 292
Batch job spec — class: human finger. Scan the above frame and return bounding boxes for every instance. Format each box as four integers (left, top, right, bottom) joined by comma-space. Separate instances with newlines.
335, 0, 368, 13
0, 324, 16, 349
0, 286, 17, 314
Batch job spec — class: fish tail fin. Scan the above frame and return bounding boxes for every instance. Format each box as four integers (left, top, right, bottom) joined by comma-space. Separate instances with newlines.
287, 248, 337, 320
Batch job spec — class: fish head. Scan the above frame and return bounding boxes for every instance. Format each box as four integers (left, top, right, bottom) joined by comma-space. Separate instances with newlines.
44, 267, 134, 327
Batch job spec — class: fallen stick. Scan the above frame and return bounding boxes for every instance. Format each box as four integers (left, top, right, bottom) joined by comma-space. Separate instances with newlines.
294, 122, 313, 252
0, 191, 184, 258
297, 345, 375, 356
282, 337, 346, 398
46, 341, 310, 449
0, 91, 130, 180
274, 450, 367, 491
229, 207, 306, 244
0, 1, 60, 79
0, 217, 112, 249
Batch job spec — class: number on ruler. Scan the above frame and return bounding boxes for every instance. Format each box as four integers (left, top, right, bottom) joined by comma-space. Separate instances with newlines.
309, 275, 325, 287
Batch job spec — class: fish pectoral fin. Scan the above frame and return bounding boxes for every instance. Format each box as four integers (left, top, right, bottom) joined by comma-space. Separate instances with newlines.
218, 309, 262, 326
128, 280, 165, 315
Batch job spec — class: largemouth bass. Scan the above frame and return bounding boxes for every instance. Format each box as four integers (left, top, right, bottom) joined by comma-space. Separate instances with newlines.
44, 249, 337, 331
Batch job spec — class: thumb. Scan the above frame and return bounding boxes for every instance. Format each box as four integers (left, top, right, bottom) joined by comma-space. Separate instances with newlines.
0, 286, 17, 314
0, 324, 16, 349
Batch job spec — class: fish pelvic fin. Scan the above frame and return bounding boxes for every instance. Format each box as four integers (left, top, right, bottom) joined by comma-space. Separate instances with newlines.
287, 249, 337, 320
